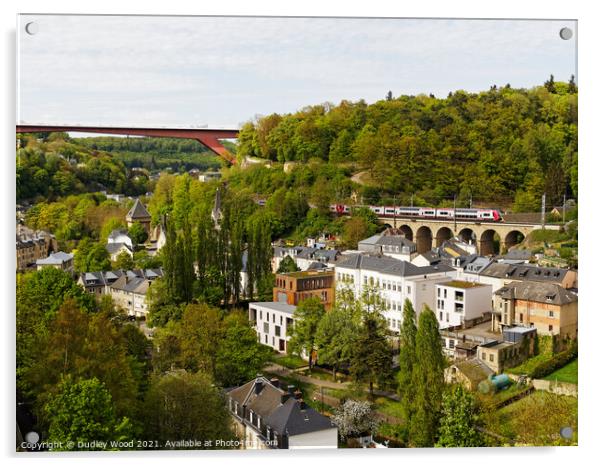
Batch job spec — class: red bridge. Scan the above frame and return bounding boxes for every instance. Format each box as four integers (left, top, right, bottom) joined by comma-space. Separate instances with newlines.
16, 124, 239, 164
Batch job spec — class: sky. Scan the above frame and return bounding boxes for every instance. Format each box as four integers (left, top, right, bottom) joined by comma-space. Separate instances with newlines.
17, 15, 577, 129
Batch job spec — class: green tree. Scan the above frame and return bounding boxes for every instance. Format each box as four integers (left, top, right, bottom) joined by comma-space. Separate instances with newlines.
436, 385, 484, 447
288, 297, 326, 370
142, 371, 236, 448
74, 238, 111, 273
315, 306, 359, 380
349, 305, 393, 397
44, 377, 135, 450
128, 222, 148, 246
215, 312, 272, 387
398, 299, 417, 421
113, 250, 134, 270
410, 306, 446, 447
277, 255, 300, 273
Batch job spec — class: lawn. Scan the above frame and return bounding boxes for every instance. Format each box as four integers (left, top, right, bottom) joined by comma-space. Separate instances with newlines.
543, 358, 578, 384
484, 391, 577, 446
271, 353, 308, 370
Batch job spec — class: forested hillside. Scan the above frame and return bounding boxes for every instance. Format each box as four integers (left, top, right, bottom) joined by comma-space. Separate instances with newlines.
16, 133, 222, 202
237, 77, 577, 211
77, 136, 223, 172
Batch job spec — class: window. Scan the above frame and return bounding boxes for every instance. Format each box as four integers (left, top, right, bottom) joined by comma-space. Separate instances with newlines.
439, 312, 443, 321
272, 314, 275, 323
548, 325, 553, 332
449, 340, 455, 349
489, 354, 494, 362
264, 334, 268, 343
443, 289, 447, 298
446, 313, 449, 322
280, 315, 283, 325
437, 288, 441, 297
263, 322, 269, 334
519, 313, 523, 323
407, 286, 411, 294
275, 326, 281, 337
266, 312, 270, 321
548, 310, 554, 318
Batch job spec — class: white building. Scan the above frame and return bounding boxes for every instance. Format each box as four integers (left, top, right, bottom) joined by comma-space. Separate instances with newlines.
334, 254, 456, 333
36, 251, 74, 272
434, 280, 493, 329
249, 302, 296, 353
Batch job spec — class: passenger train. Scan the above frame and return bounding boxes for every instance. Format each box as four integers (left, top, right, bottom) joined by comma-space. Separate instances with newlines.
329, 204, 503, 222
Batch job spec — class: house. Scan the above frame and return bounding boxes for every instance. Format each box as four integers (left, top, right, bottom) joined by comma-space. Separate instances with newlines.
445, 358, 495, 391
334, 253, 456, 333
477, 326, 537, 373
146, 221, 167, 256
109, 274, 152, 317
226, 376, 337, 449
272, 246, 340, 272
199, 171, 222, 182
36, 251, 74, 272
358, 231, 417, 262
126, 198, 151, 234
16, 225, 57, 271
476, 262, 577, 290
273, 270, 335, 309
435, 280, 493, 329
107, 229, 133, 249
440, 320, 498, 359
249, 302, 296, 353
78, 269, 164, 314
106, 242, 133, 262
492, 281, 578, 339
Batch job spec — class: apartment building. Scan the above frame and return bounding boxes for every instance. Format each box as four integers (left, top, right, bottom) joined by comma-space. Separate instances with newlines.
492, 281, 578, 339
435, 280, 493, 329
334, 253, 456, 333
273, 270, 335, 309
249, 302, 296, 353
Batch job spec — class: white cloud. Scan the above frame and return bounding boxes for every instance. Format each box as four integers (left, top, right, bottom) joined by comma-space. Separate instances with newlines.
17, 15, 577, 126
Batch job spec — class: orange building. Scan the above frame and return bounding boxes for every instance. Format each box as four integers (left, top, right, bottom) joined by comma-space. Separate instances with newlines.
273, 270, 335, 309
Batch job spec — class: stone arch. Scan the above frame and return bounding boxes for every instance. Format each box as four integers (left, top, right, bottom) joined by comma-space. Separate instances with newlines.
504, 230, 526, 251
416, 226, 433, 253
398, 224, 414, 242
436, 227, 453, 247
382, 223, 393, 230
480, 229, 501, 256
458, 228, 477, 246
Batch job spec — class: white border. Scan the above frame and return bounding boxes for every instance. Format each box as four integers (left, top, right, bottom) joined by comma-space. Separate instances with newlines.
2, 1, 600, 466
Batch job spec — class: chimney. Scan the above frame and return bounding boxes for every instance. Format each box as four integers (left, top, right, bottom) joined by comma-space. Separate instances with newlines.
270, 377, 280, 388
254, 379, 263, 394
287, 385, 295, 395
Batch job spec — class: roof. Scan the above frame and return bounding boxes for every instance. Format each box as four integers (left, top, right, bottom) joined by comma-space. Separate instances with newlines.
249, 302, 297, 315
453, 358, 494, 384
106, 242, 132, 255
439, 280, 487, 289
480, 262, 569, 283
335, 254, 454, 277
108, 229, 130, 240
110, 275, 150, 294
495, 281, 577, 306
36, 251, 73, 265
126, 198, 151, 220
227, 377, 334, 437
79, 268, 163, 287
277, 269, 333, 279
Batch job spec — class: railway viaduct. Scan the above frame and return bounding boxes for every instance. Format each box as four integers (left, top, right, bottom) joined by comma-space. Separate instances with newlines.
377, 217, 561, 255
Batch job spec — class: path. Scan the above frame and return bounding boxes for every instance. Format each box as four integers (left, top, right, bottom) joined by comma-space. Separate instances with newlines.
263, 363, 399, 401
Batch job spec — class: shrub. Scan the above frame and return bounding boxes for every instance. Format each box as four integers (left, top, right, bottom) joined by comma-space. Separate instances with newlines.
530, 345, 577, 379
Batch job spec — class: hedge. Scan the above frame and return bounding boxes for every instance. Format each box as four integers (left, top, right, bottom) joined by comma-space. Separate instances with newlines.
530, 345, 578, 379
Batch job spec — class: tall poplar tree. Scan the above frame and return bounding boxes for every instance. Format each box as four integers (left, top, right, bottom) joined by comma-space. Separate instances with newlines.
410, 306, 446, 447
398, 299, 417, 421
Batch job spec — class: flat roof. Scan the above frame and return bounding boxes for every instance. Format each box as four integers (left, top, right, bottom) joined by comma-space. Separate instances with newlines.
249, 302, 297, 315
278, 270, 334, 278
439, 280, 487, 289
